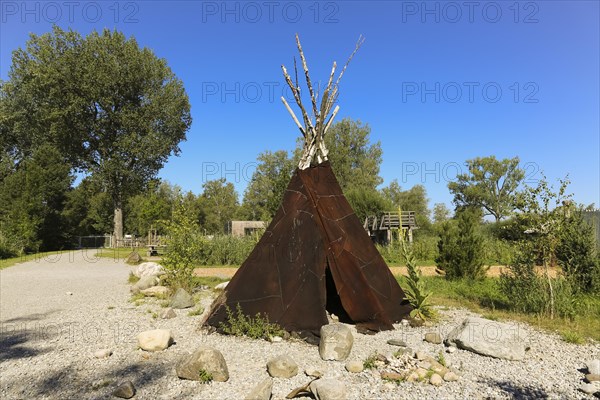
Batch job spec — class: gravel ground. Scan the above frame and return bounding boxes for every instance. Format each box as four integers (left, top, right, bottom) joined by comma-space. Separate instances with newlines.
1, 251, 598, 399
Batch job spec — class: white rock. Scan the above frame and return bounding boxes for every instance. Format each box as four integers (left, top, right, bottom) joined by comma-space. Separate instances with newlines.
65, 292, 73, 296
446, 346, 457, 354
319, 323, 354, 361
579, 382, 600, 395
305, 368, 323, 378
215, 281, 229, 290
443, 371, 459, 382
587, 359, 600, 376
267, 355, 298, 378
309, 379, 347, 400
140, 286, 170, 297
270, 336, 283, 343
176, 346, 229, 382
345, 360, 364, 373
430, 373, 443, 386
137, 329, 173, 351
133, 262, 165, 278
94, 349, 112, 358
244, 378, 272, 400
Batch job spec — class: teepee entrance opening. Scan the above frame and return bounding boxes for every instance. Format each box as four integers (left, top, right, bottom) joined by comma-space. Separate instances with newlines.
324, 263, 352, 324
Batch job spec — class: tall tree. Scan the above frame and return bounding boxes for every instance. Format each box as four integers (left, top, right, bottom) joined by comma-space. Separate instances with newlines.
323, 118, 383, 192
382, 180, 431, 229
242, 150, 294, 220
0, 26, 192, 243
433, 203, 451, 224
448, 156, 524, 222
201, 178, 239, 234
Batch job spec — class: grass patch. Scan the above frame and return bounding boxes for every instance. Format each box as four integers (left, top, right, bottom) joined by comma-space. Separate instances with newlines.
395, 275, 600, 342
0, 250, 73, 270
363, 353, 379, 370
198, 369, 213, 384
188, 306, 205, 317
95, 247, 145, 261
129, 292, 145, 305
128, 272, 140, 284
560, 330, 585, 344
190, 276, 229, 289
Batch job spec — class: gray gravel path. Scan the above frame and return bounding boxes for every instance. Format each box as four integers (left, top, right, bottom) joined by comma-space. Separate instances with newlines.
1, 251, 599, 399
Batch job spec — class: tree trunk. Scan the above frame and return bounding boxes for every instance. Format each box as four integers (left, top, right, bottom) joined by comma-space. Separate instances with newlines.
114, 205, 123, 247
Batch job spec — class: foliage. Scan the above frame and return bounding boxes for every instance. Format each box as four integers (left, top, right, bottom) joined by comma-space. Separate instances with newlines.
376, 234, 438, 265
125, 180, 177, 236
242, 150, 294, 220
556, 208, 600, 294
498, 242, 578, 319
433, 203, 451, 224
436, 351, 447, 367
363, 353, 379, 370
201, 178, 240, 234
560, 330, 584, 344
322, 118, 384, 192
436, 208, 487, 280
219, 304, 285, 340
188, 306, 205, 316
382, 181, 432, 231
0, 145, 73, 253
128, 272, 140, 284
346, 187, 391, 223
448, 156, 524, 221
1, 26, 192, 241
202, 235, 257, 265
161, 205, 204, 291
400, 240, 437, 321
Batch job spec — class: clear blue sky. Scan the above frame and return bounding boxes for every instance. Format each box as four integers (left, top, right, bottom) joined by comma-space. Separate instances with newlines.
2, 1, 599, 211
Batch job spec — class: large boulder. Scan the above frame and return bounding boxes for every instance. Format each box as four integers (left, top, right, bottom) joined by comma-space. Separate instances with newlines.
131, 275, 159, 294
137, 329, 174, 351
176, 346, 229, 382
309, 379, 347, 400
445, 317, 527, 360
133, 262, 165, 278
169, 288, 195, 309
587, 359, 600, 376
244, 378, 273, 400
266, 355, 298, 378
319, 323, 353, 361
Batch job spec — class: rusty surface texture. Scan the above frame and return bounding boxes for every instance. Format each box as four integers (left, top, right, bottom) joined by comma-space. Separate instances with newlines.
205, 162, 412, 336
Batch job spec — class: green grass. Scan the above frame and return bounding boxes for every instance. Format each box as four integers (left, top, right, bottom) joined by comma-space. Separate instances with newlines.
363, 353, 379, 370
396, 275, 600, 342
190, 276, 229, 289
0, 250, 73, 270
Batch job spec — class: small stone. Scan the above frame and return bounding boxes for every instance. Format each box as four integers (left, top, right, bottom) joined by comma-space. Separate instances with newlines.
176, 346, 229, 382
387, 339, 407, 347
587, 359, 600, 376
443, 371, 459, 382
94, 348, 112, 358
417, 361, 432, 370
384, 382, 396, 390
270, 336, 283, 343
126, 252, 142, 264
430, 373, 443, 386
416, 368, 428, 379
140, 286, 170, 297
345, 360, 364, 373
446, 346, 457, 354
586, 374, 600, 382
161, 308, 176, 319
309, 378, 347, 400
424, 332, 443, 344
169, 288, 194, 309
65, 292, 73, 296
319, 323, 354, 361
409, 318, 425, 327
215, 281, 229, 290
394, 347, 413, 357
137, 329, 173, 351
305, 368, 323, 378
415, 351, 427, 361
406, 371, 419, 382
579, 383, 599, 395
400, 319, 410, 327
267, 355, 298, 378
245, 378, 273, 400
380, 371, 403, 381
112, 381, 135, 399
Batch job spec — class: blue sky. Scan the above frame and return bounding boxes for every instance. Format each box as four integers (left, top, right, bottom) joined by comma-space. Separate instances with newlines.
1, 1, 599, 211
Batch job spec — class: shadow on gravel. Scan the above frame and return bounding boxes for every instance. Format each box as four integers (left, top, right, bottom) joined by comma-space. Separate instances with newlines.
0, 331, 51, 361
2, 310, 62, 324
29, 360, 171, 399
485, 379, 552, 399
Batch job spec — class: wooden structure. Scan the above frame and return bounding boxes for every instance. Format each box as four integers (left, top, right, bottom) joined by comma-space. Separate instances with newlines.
364, 211, 418, 243
227, 221, 266, 237
146, 227, 167, 256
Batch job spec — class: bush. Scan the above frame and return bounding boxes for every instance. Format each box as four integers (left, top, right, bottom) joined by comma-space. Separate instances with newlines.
0, 231, 20, 259
161, 206, 205, 291
376, 234, 439, 265
202, 235, 256, 265
482, 236, 514, 265
436, 209, 487, 280
556, 209, 600, 294
219, 304, 285, 340
499, 243, 577, 319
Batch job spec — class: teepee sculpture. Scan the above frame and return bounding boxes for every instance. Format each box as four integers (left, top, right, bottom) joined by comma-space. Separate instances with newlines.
205, 35, 412, 338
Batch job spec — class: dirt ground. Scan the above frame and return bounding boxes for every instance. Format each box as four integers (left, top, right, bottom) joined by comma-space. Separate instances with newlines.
194, 265, 560, 279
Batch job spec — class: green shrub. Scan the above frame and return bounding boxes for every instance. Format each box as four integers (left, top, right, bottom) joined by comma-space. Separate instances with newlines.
161, 206, 205, 291
436, 209, 487, 280
556, 209, 600, 294
203, 235, 255, 265
363, 353, 379, 370
219, 304, 285, 340
400, 240, 437, 321
198, 369, 213, 383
